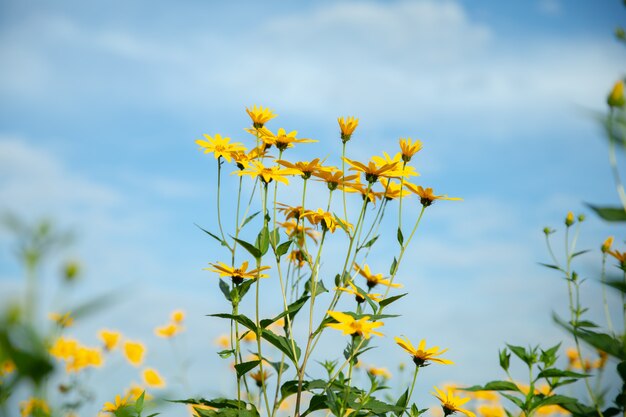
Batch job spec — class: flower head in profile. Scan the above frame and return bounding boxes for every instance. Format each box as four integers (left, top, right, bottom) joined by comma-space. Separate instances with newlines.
565, 211, 575, 227
279, 220, 321, 246
49, 311, 74, 328
288, 249, 308, 268
250, 369, 271, 387
277, 203, 305, 221
343, 157, 399, 184
123, 341, 145, 367
353, 263, 402, 289
404, 183, 461, 207
432, 386, 476, 417
371, 152, 419, 178
195, 134, 246, 163
394, 336, 453, 367
399, 138, 423, 162
338, 116, 359, 143
608, 80, 625, 108
602, 236, 614, 254
302, 209, 344, 233
609, 249, 626, 269
234, 161, 298, 185
207, 261, 270, 284
99, 330, 121, 351
155, 323, 179, 338
103, 394, 129, 413
143, 368, 166, 388
277, 158, 326, 179
246, 105, 277, 128
326, 311, 384, 339
313, 168, 358, 191
368, 366, 392, 379
258, 128, 316, 151
335, 281, 382, 304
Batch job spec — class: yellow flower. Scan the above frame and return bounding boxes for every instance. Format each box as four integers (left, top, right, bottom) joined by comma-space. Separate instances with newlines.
302, 208, 339, 233
394, 336, 453, 367
344, 176, 385, 204
49, 311, 74, 328
257, 127, 316, 151
287, 249, 308, 268
399, 138, 423, 162
124, 341, 145, 367
609, 249, 626, 268
155, 323, 179, 338
565, 211, 574, 227
279, 220, 321, 246
103, 395, 129, 413
602, 236, 614, 254
608, 80, 625, 108
234, 160, 298, 185
246, 105, 277, 128
206, 261, 270, 284
326, 311, 384, 339
380, 178, 413, 200
367, 366, 392, 379
126, 384, 151, 401
195, 134, 246, 163
371, 152, 419, 178
0, 360, 15, 376
477, 405, 505, 417
404, 183, 462, 207
143, 368, 166, 388
242, 330, 257, 343
312, 168, 358, 191
171, 310, 185, 324
20, 398, 50, 417
335, 281, 383, 304
215, 334, 230, 348
277, 203, 305, 221
432, 386, 476, 417
342, 157, 399, 184
66, 346, 103, 372
250, 369, 271, 387
338, 116, 359, 142
353, 263, 402, 289
473, 391, 499, 401
595, 349, 609, 369
276, 158, 326, 179
99, 330, 121, 351
231, 146, 269, 170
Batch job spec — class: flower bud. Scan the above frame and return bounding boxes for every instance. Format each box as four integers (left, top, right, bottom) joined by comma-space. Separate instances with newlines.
602, 236, 614, 253
565, 211, 574, 227
608, 80, 625, 108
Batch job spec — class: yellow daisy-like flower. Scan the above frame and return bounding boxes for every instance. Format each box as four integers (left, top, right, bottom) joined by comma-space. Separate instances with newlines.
276, 158, 326, 179
432, 386, 476, 417
338, 116, 359, 143
288, 249, 308, 268
171, 310, 185, 324
231, 146, 269, 170
124, 341, 145, 367
477, 405, 505, 417
608, 80, 625, 108
195, 134, 246, 163
49, 336, 78, 360
301, 208, 342, 233
246, 105, 277, 128
103, 394, 129, 413
344, 176, 385, 204
206, 261, 270, 284
609, 249, 626, 268
312, 168, 358, 191
335, 281, 383, 304
143, 368, 166, 388
155, 323, 179, 338
234, 160, 298, 185
49, 311, 74, 328
279, 220, 321, 246
66, 346, 103, 372
277, 203, 305, 221
404, 183, 462, 207
399, 138, 423, 162
250, 369, 271, 387
99, 330, 121, 351
326, 311, 384, 339
602, 236, 614, 253
258, 127, 317, 151
394, 336, 453, 367
342, 157, 399, 184
215, 334, 230, 348
367, 366, 392, 379
20, 398, 50, 417
353, 263, 402, 289
380, 178, 413, 200
371, 152, 419, 179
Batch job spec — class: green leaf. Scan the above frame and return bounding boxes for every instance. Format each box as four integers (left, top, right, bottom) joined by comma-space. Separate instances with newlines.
280, 380, 308, 400
618, 361, 626, 382
554, 313, 626, 359
241, 211, 261, 229
302, 394, 328, 416
532, 395, 579, 408
135, 391, 145, 413
235, 360, 260, 377
256, 227, 270, 256
397, 228, 404, 245
537, 368, 588, 379
209, 313, 258, 334
232, 237, 262, 259
506, 344, 531, 365
261, 328, 300, 363
379, 293, 408, 308
390, 257, 398, 275
395, 388, 409, 415
362, 235, 379, 249
501, 393, 524, 408
571, 250, 590, 258
260, 294, 310, 329
604, 279, 626, 293
218, 279, 231, 301
538, 262, 563, 271
586, 204, 626, 222
217, 349, 234, 359
195, 223, 228, 247
462, 381, 522, 392
276, 241, 292, 258
305, 279, 328, 297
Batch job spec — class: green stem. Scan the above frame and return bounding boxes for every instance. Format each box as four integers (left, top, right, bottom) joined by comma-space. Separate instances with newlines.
607, 109, 626, 212
405, 366, 420, 416
600, 254, 615, 334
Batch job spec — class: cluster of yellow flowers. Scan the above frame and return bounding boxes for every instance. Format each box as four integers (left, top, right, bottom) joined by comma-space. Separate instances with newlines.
566, 347, 608, 372
154, 309, 185, 338
49, 336, 103, 373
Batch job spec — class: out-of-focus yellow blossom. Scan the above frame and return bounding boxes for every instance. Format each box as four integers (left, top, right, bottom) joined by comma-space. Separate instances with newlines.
565, 211, 575, 227
404, 183, 462, 207
326, 311, 384, 339
126, 384, 151, 401
250, 369, 271, 387
354, 263, 402, 289
50, 337, 79, 360
246, 105, 277, 129
143, 368, 166, 388
124, 341, 145, 366
277, 158, 326, 179
279, 220, 321, 245
235, 160, 298, 185
602, 236, 614, 253
477, 405, 505, 417
342, 157, 399, 184
277, 203, 305, 221
335, 281, 382, 303
338, 116, 359, 142
288, 249, 308, 268
536, 405, 568, 416
1, 360, 16, 376
432, 386, 476, 417
473, 391, 499, 402
103, 395, 129, 413
49, 312, 74, 328
155, 323, 179, 338
399, 138, 423, 162
367, 366, 392, 379
66, 346, 103, 372
215, 334, 230, 348
609, 249, 626, 268
99, 330, 121, 351
608, 80, 625, 108
20, 398, 50, 417
257, 127, 316, 151
171, 310, 185, 324
395, 336, 453, 367
195, 134, 246, 163
371, 152, 419, 178
206, 261, 270, 284
595, 350, 609, 369
242, 330, 257, 343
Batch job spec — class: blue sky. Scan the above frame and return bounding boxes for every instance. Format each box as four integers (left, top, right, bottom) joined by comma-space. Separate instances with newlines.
1, 0, 626, 415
